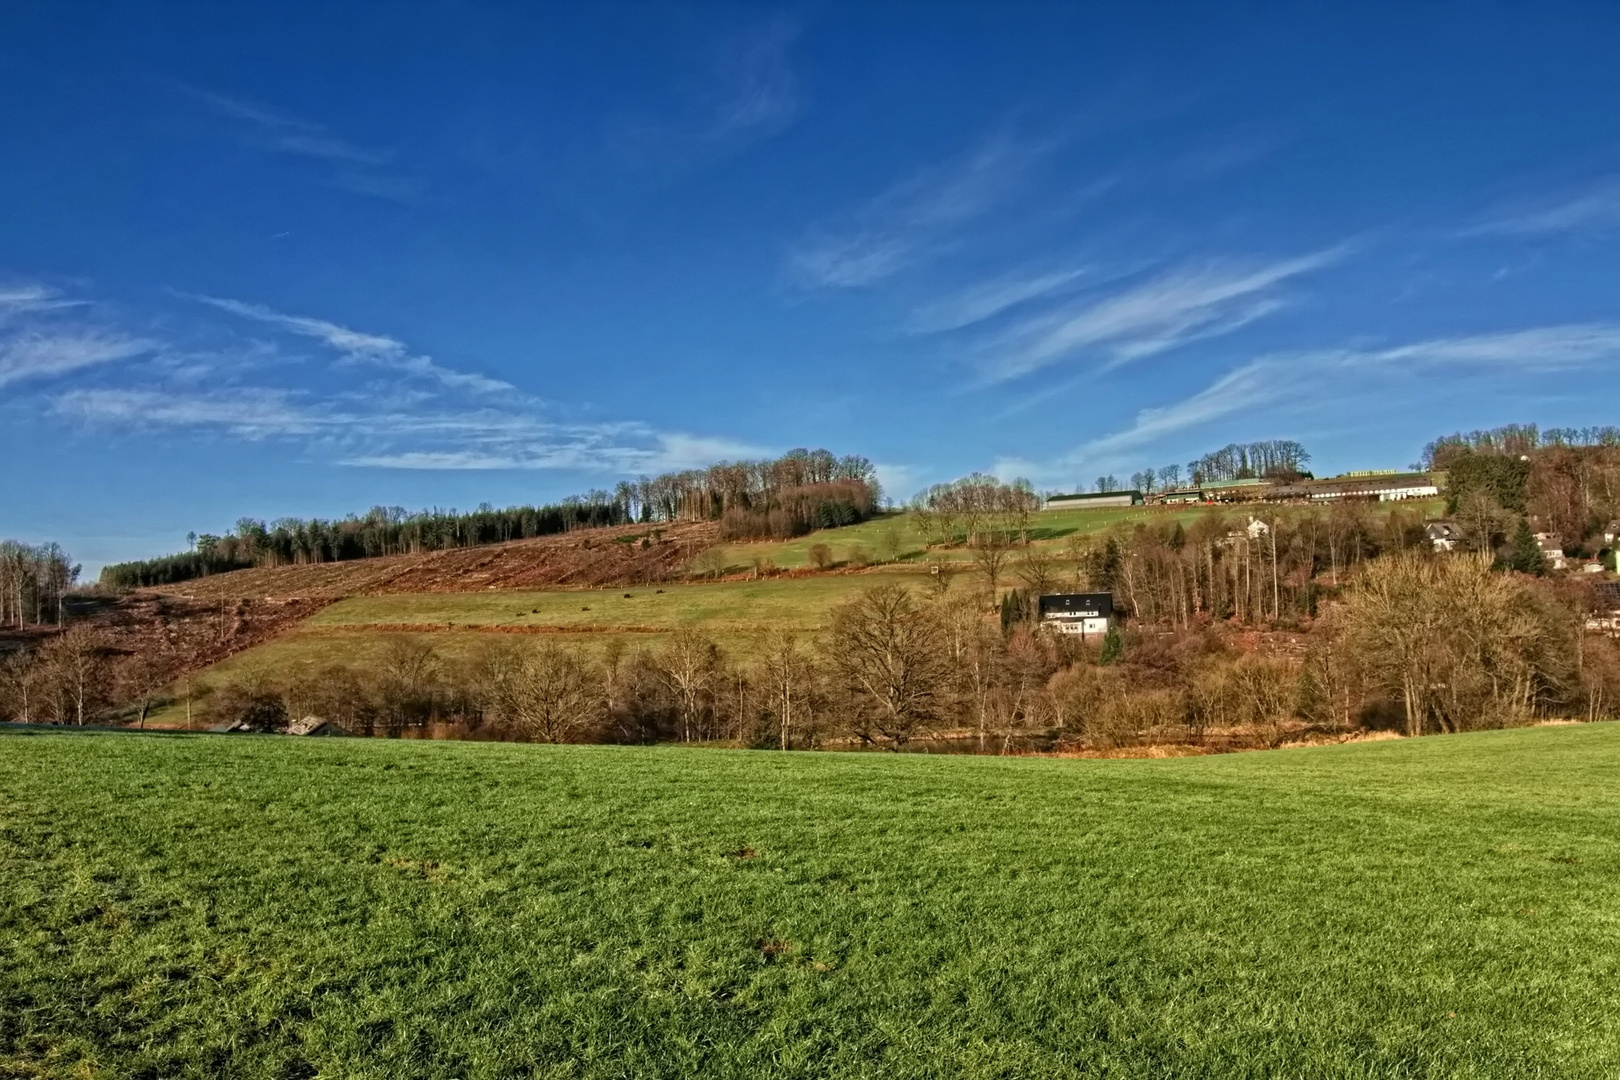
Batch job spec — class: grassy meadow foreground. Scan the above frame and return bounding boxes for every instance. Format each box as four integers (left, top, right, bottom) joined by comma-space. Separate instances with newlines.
4, 724, 1619, 1077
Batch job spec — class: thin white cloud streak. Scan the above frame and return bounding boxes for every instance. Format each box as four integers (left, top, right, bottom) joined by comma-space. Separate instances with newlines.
193, 88, 392, 166
194, 296, 516, 395
1076, 361, 1288, 463
182, 85, 420, 202
1466, 180, 1620, 237
15, 280, 763, 477
56, 384, 766, 474
53, 388, 323, 437
0, 284, 83, 319
708, 20, 800, 138
0, 331, 151, 389
1376, 324, 1620, 367
608, 19, 800, 170
343, 431, 764, 473
792, 134, 1056, 288
1031, 322, 1620, 481
982, 247, 1347, 382
907, 268, 1088, 333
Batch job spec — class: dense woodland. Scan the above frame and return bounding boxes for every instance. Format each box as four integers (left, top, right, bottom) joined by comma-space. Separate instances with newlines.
8, 425, 1620, 750
99, 448, 883, 588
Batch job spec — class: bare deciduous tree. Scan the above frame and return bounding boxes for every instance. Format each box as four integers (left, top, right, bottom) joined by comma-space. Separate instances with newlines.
689, 546, 729, 580
878, 522, 905, 563
38, 627, 106, 726
1014, 547, 1060, 598
1455, 488, 1508, 556
759, 630, 813, 750
1340, 553, 1574, 736
658, 628, 720, 741
971, 533, 1014, 598
827, 584, 949, 750
488, 642, 600, 743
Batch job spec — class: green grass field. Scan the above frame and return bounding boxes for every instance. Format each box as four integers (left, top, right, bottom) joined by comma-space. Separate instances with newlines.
149, 573, 941, 715
712, 505, 1199, 572
713, 499, 1448, 571
3, 723, 1617, 1077
306, 573, 938, 632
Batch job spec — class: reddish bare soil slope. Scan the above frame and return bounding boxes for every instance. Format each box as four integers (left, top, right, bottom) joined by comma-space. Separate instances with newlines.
5, 591, 331, 679
153, 522, 719, 601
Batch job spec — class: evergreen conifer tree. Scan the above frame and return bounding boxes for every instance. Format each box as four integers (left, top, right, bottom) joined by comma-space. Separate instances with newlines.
1098, 624, 1124, 665
1506, 518, 1547, 576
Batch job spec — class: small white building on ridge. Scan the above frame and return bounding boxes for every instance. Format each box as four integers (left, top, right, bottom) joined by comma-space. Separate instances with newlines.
1045, 491, 1142, 510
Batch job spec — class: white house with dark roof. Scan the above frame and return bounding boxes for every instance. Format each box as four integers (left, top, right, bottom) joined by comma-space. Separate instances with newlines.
1535, 533, 1569, 572
1426, 521, 1462, 552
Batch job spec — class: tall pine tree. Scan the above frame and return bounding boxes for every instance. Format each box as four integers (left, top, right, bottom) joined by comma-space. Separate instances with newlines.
1505, 518, 1547, 576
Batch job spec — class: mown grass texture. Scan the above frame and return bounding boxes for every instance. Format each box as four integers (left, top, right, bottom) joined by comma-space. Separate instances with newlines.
3, 723, 1617, 1078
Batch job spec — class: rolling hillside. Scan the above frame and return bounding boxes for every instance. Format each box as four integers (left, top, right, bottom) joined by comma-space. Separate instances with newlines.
128, 499, 1447, 726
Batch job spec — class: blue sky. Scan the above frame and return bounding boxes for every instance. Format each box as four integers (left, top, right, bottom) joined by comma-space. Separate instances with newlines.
6, 3, 1620, 572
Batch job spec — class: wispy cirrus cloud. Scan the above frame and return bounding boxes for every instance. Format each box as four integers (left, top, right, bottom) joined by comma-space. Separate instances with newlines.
193, 295, 516, 395
0, 331, 153, 389
193, 88, 391, 166
906, 268, 1088, 333
345, 431, 764, 473
1023, 321, 1620, 482
792, 134, 1059, 288
183, 85, 421, 202
0, 283, 86, 322
0, 282, 152, 389
708, 19, 801, 139
53, 387, 322, 437
58, 382, 764, 473
1375, 323, 1620, 367
610, 18, 801, 169
1466, 178, 1620, 237
979, 247, 1348, 382
30, 286, 766, 475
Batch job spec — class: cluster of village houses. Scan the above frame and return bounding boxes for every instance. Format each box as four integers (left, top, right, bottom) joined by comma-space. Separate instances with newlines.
1423, 520, 1620, 574
1040, 471, 1620, 636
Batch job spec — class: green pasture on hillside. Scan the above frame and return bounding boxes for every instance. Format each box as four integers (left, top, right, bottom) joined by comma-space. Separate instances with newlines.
715, 498, 1447, 571
307, 573, 936, 632
3, 724, 1618, 1077
153, 496, 1451, 721
148, 574, 936, 713
713, 505, 1193, 571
